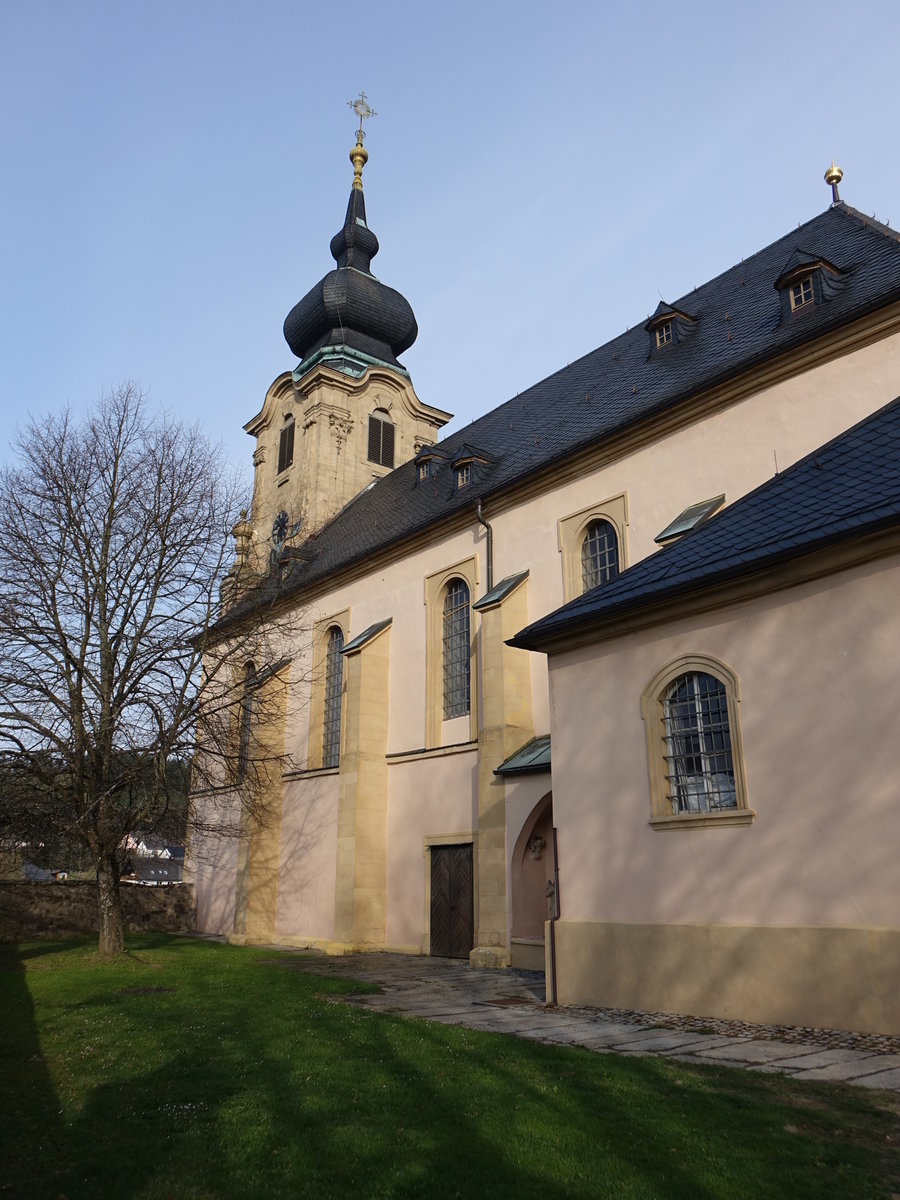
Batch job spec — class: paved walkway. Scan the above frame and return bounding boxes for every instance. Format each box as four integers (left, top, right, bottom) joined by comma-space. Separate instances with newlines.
264, 948, 900, 1093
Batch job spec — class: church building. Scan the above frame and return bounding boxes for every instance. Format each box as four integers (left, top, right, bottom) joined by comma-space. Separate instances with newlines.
189, 122, 900, 1034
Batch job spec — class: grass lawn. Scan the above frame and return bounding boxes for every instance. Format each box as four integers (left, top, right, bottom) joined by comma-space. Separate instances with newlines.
1, 936, 898, 1199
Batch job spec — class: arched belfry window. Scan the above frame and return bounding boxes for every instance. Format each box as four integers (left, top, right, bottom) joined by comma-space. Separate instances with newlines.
367, 409, 395, 468
442, 579, 470, 719
322, 626, 344, 769
581, 519, 619, 592
236, 661, 257, 780
277, 416, 295, 474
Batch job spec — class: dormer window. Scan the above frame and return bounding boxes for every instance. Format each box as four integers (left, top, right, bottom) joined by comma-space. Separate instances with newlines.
277, 417, 295, 474
450, 443, 494, 491
645, 303, 696, 358
775, 251, 845, 323
790, 275, 814, 312
414, 445, 451, 485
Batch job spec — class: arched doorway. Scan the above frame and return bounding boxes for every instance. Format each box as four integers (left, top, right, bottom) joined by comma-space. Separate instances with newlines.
510, 792, 554, 971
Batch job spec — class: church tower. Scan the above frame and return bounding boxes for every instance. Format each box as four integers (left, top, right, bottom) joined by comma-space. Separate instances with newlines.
241, 98, 451, 574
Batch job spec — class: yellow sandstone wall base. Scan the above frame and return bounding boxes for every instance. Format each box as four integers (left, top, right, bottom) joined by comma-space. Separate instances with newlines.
554, 920, 900, 1035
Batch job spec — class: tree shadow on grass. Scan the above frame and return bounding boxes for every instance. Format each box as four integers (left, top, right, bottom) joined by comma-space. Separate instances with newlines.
34, 954, 897, 1200
0, 945, 65, 1193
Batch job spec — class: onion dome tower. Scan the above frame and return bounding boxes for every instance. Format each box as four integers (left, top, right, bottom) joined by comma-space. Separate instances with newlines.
239, 95, 451, 558
283, 101, 418, 381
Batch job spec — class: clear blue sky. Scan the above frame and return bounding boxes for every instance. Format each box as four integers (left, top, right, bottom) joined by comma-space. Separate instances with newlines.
2, 1, 899, 478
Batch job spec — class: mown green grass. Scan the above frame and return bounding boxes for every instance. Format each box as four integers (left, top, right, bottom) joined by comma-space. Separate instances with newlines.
1, 935, 897, 1199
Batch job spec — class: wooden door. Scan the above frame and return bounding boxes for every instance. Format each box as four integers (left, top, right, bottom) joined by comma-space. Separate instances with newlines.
430, 843, 474, 959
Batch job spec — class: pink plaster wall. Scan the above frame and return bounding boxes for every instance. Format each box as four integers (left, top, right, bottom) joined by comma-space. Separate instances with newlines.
274, 774, 339, 941
547, 554, 900, 931
188, 808, 241, 936
384, 749, 478, 950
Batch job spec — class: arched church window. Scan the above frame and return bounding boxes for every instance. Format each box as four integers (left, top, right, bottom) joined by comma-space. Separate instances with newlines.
581, 519, 619, 592
367, 409, 395, 468
322, 626, 344, 769
442, 579, 470, 719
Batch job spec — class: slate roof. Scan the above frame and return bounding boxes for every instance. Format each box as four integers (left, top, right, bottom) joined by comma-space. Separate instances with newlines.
243, 201, 900, 613
511, 394, 900, 651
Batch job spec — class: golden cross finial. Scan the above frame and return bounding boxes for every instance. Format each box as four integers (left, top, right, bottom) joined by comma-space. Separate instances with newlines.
346, 91, 376, 191
347, 90, 377, 139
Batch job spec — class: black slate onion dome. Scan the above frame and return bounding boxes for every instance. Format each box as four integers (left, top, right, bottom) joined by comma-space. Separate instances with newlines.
283, 162, 418, 372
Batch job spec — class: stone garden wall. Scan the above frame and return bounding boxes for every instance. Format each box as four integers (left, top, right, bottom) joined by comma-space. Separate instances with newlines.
0, 881, 195, 940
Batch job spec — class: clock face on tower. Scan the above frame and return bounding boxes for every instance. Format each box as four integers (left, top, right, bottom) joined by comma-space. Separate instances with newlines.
271, 510, 289, 544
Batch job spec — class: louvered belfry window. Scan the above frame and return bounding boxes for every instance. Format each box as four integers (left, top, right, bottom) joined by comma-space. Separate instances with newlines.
581, 519, 619, 592
442, 580, 470, 719
322, 627, 344, 769
277, 418, 295, 473
367, 410, 395, 468
662, 672, 736, 814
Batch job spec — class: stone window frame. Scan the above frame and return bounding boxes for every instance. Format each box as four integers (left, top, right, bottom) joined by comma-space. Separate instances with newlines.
424, 557, 478, 748
306, 608, 350, 771
640, 653, 753, 831
557, 493, 628, 603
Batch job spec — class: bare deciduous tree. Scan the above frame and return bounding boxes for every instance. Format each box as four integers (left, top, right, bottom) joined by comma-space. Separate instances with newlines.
0, 385, 291, 954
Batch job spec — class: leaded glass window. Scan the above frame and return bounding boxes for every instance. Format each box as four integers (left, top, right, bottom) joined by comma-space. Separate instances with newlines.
662, 672, 736, 814
442, 580, 470, 719
322, 626, 344, 768
581, 519, 619, 592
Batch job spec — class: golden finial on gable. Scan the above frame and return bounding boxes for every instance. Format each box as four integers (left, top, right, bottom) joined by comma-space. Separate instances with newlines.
825, 161, 843, 206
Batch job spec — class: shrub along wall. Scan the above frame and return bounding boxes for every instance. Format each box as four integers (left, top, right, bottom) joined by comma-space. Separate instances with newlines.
0, 881, 195, 941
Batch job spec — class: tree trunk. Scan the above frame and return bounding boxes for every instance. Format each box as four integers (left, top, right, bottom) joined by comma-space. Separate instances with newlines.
96, 852, 125, 955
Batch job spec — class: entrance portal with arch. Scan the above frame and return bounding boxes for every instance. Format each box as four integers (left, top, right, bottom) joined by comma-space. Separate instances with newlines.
510, 792, 554, 971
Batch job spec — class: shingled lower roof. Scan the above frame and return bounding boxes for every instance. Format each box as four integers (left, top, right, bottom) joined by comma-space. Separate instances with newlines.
510, 393, 900, 651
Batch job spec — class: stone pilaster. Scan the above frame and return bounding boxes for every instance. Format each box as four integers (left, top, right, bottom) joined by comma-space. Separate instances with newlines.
231, 663, 289, 944
470, 576, 534, 969
332, 622, 391, 950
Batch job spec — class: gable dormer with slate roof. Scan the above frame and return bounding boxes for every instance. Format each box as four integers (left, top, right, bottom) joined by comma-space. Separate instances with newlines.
237, 135, 451, 575
644, 301, 698, 358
